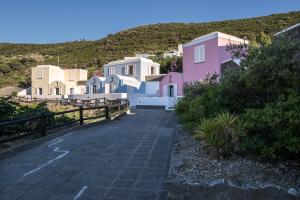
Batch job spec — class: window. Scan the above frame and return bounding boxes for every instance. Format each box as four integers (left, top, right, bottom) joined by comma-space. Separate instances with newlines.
151, 67, 156, 75
128, 65, 134, 75
169, 75, 172, 83
86, 86, 89, 94
38, 88, 43, 95
108, 67, 115, 76
37, 71, 43, 79
70, 88, 74, 95
92, 85, 97, 94
122, 67, 125, 75
69, 71, 75, 81
194, 45, 205, 63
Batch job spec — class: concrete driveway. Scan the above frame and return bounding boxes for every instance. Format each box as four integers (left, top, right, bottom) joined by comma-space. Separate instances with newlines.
0, 109, 175, 200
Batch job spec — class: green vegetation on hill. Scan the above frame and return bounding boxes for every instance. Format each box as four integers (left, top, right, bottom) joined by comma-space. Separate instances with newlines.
0, 11, 300, 87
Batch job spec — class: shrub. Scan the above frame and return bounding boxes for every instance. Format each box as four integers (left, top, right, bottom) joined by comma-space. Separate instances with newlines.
241, 94, 300, 158
194, 112, 245, 157
176, 77, 223, 129
0, 63, 11, 74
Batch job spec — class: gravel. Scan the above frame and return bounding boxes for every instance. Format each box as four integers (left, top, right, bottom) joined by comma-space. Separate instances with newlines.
172, 126, 300, 194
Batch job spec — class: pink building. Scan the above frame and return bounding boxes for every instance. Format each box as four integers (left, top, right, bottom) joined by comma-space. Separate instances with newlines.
183, 32, 248, 82
159, 72, 184, 97
136, 32, 248, 109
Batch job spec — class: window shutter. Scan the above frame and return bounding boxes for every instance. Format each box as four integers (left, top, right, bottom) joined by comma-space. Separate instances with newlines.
194, 45, 205, 63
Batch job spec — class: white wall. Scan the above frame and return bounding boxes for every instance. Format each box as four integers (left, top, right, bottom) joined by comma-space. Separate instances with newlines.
130, 93, 183, 110
145, 82, 160, 96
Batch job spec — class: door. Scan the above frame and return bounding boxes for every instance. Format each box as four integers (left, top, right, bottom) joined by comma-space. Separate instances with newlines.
38, 88, 43, 95
109, 84, 115, 93
55, 87, 60, 95
92, 85, 97, 94
168, 85, 174, 97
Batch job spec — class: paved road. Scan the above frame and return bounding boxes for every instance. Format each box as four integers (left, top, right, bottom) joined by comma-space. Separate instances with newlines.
0, 109, 175, 200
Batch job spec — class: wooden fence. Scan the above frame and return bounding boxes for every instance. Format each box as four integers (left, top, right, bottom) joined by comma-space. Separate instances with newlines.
11, 96, 124, 108
0, 99, 129, 144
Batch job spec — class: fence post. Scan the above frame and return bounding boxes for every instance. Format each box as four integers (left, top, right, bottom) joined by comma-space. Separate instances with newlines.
105, 106, 110, 119
40, 113, 46, 137
126, 99, 129, 109
79, 106, 84, 125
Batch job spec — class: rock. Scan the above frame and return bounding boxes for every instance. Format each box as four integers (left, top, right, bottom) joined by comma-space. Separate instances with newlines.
278, 164, 285, 169
288, 188, 299, 196
209, 179, 225, 186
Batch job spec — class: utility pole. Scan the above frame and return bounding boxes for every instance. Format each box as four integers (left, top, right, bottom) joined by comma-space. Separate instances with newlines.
57, 51, 60, 66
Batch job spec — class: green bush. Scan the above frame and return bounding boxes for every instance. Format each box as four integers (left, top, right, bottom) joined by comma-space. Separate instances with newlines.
0, 63, 11, 74
194, 112, 245, 156
241, 94, 300, 158
176, 76, 223, 129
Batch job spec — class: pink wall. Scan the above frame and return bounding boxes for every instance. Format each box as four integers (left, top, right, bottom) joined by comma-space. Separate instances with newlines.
160, 72, 184, 96
183, 36, 241, 83
183, 38, 219, 82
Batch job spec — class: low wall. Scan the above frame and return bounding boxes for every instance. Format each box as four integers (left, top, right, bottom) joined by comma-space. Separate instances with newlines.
130, 94, 182, 109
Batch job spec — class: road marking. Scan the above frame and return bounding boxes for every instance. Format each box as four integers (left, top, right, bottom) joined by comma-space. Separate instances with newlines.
23, 147, 69, 176
46, 131, 75, 146
73, 186, 88, 200
47, 139, 63, 147
24, 132, 76, 176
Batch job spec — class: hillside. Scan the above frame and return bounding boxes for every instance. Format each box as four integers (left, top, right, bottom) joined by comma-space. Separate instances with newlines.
0, 11, 299, 88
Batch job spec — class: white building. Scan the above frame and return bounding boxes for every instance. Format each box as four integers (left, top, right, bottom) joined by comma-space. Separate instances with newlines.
103, 56, 160, 94
163, 44, 183, 58
85, 75, 106, 95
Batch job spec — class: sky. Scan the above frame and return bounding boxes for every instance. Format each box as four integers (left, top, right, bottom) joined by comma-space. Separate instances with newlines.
0, 0, 299, 44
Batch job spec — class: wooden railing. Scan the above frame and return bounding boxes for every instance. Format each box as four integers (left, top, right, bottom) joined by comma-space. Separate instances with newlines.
12, 96, 110, 107
0, 100, 129, 144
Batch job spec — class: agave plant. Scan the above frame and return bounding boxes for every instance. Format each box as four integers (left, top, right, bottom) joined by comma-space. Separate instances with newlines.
194, 112, 245, 156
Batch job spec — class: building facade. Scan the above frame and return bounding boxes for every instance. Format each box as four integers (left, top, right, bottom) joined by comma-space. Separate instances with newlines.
31, 65, 87, 98
183, 31, 248, 82
85, 75, 106, 95
103, 56, 160, 94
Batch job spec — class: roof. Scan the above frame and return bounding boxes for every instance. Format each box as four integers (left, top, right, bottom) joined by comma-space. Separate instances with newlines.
103, 57, 160, 67
183, 31, 249, 48
274, 23, 300, 36
77, 80, 87, 85
221, 58, 241, 65
89, 75, 106, 81
0, 86, 23, 97
145, 75, 165, 82
105, 74, 141, 89
33, 65, 62, 70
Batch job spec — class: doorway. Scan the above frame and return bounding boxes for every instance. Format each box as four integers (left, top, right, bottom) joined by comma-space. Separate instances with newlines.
55, 87, 60, 95
92, 85, 97, 94
168, 85, 174, 97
